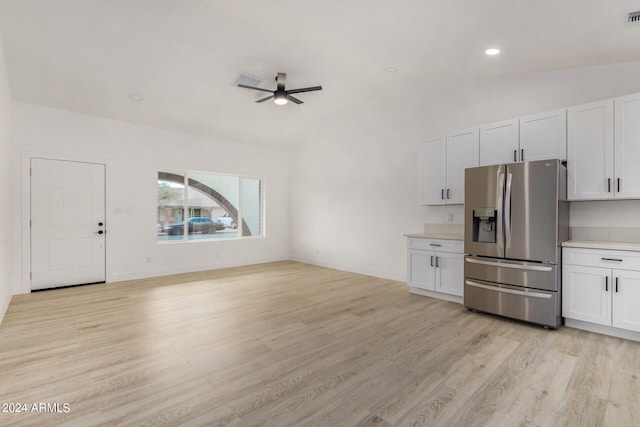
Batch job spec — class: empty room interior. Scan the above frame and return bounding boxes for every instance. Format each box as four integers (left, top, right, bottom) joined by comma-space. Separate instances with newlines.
2, 1, 640, 426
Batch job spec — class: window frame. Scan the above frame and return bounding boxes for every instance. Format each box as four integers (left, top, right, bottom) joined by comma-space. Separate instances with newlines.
156, 169, 264, 244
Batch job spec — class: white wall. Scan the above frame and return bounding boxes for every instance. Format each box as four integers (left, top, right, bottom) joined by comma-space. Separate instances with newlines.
0, 35, 13, 321
10, 103, 290, 294
289, 61, 640, 281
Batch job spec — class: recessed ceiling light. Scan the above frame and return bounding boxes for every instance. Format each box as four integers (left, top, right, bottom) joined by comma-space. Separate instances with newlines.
129, 94, 143, 101
485, 48, 501, 56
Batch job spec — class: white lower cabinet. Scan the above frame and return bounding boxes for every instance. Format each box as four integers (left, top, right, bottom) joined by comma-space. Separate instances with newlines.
407, 238, 463, 300
563, 247, 640, 334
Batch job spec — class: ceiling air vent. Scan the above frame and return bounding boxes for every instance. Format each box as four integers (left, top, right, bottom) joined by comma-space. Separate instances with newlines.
627, 11, 640, 25
231, 72, 262, 88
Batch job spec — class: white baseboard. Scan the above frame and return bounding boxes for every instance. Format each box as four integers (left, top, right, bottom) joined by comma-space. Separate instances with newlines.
564, 318, 640, 342
107, 255, 289, 283
0, 294, 10, 325
288, 255, 405, 283
408, 286, 463, 304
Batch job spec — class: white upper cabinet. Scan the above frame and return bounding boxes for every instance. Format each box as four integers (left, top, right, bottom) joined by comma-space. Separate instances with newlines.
519, 109, 567, 162
419, 136, 446, 205
567, 99, 614, 200
567, 92, 640, 200
479, 110, 566, 167
446, 128, 479, 204
614, 93, 640, 199
479, 119, 519, 166
419, 129, 479, 205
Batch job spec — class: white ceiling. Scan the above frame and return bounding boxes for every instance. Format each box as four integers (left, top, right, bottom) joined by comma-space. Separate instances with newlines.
1, 0, 640, 148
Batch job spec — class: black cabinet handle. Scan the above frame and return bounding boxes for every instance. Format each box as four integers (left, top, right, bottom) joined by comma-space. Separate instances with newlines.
513, 150, 517, 162
430, 256, 434, 267
521, 149, 524, 161
441, 189, 444, 200
435, 257, 440, 268
605, 276, 609, 292
446, 189, 450, 199
601, 257, 623, 262
618, 178, 621, 192
429, 243, 441, 247
615, 277, 619, 293
608, 178, 611, 193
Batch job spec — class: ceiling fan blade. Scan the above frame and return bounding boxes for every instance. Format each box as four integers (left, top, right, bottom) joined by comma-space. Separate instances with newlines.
276, 72, 287, 91
256, 95, 274, 103
238, 84, 273, 93
286, 86, 323, 95
288, 95, 304, 104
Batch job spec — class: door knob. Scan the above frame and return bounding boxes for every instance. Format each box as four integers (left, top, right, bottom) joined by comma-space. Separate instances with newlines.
95, 230, 104, 235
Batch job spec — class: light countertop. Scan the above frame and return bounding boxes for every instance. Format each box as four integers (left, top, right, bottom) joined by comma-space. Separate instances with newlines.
405, 223, 464, 240
405, 232, 463, 240
562, 240, 640, 251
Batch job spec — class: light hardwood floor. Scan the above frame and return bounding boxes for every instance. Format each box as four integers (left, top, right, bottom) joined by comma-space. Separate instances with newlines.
1, 261, 639, 426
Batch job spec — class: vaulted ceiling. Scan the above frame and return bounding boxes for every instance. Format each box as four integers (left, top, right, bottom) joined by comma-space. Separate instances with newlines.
1, 0, 640, 148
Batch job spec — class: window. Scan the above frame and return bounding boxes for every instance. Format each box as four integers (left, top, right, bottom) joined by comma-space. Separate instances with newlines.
157, 171, 263, 242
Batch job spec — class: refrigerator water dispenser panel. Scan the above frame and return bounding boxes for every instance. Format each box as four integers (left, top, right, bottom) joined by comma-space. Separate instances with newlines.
472, 208, 497, 243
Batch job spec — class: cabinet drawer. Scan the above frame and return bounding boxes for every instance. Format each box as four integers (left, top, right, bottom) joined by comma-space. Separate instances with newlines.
408, 238, 463, 253
563, 247, 640, 270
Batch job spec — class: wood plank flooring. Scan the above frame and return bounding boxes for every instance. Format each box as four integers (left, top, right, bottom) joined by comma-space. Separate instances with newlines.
0, 261, 639, 426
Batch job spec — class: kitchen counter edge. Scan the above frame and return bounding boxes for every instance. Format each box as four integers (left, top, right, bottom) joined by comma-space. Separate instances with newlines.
405, 233, 463, 241
562, 240, 640, 252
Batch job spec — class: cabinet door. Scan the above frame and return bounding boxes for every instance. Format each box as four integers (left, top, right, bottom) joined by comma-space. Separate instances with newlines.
446, 128, 479, 204
612, 270, 640, 332
435, 251, 464, 297
519, 109, 567, 162
567, 99, 614, 200
408, 251, 435, 291
419, 137, 446, 205
562, 264, 611, 325
479, 119, 519, 166
614, 92, 640, 199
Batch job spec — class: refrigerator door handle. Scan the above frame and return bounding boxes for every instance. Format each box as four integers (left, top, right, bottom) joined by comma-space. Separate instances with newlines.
465, 280, 553, 299
504, 173, 513, 249
465, 257, 553, 272
496, 172, 505, 250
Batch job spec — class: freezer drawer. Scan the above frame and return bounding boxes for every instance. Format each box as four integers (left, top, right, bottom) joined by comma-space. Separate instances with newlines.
464, 256, 559, 292
464, 278, 560, 328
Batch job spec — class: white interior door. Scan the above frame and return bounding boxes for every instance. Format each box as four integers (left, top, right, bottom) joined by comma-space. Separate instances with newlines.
31, 158, 106, 290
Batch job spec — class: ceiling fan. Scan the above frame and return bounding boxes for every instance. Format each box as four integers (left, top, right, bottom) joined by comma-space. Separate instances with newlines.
238, 72, 322, 105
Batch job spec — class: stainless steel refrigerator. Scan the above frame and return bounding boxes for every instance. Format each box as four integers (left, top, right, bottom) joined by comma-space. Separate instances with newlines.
464, 159, 569, 328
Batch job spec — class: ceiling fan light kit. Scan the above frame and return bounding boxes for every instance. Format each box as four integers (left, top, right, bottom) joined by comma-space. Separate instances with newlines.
238, 72, 322, 105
